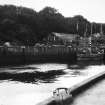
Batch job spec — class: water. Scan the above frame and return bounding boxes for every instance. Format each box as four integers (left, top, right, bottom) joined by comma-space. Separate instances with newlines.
0, 61, 105, 105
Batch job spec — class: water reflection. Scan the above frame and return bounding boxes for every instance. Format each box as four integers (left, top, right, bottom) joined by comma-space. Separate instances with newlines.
9, 66, 38, 70
69, 70, 85, 77
0, 69, 66, 84
67, 60, 103, 70
68, 64, 86, 70
0, 60, 104, 84
77, 60, 103, 66
66, 60, 104, 77
0, 61, 105, 105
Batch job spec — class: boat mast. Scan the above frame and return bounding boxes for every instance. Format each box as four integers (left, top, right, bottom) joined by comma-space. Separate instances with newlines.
76, 22, 79, 34
91, 23, 93, 35
100, 24, 103, 35
84, 23, 87, 37
89, 23, 93, 48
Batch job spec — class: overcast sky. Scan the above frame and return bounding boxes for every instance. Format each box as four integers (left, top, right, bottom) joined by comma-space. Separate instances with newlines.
0, 0, 105, 23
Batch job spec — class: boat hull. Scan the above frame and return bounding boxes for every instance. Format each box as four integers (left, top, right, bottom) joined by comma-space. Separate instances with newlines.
77, 53, 104, 61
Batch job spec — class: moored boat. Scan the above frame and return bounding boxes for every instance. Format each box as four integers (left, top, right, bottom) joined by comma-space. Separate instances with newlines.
77, 48, 104, 61
77, 23, 104, 61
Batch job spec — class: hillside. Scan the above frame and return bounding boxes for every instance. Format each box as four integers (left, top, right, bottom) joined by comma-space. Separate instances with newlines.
0, 5, 104, 46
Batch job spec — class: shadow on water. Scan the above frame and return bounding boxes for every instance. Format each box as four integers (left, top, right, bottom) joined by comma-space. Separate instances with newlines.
0, 69, 66, 84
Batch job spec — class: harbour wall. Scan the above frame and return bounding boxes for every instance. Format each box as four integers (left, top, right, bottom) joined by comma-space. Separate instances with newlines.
37, 71, 105, 105
0, 46, 76, 66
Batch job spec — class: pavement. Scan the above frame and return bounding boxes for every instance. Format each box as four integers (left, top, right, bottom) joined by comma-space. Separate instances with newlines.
70, 78, 105, 105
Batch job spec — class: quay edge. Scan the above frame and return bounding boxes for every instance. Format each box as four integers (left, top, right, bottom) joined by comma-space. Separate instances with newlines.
37, 71, 105, 105
0, 46, 77, 66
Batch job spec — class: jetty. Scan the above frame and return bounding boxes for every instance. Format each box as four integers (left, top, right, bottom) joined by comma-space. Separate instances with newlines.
37, 70, 105, 105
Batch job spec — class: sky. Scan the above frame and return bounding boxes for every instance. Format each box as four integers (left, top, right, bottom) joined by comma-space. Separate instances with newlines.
0, 0, 105, 23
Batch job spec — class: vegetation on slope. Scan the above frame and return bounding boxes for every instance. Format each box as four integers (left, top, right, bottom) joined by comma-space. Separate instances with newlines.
0, 5, 105, 46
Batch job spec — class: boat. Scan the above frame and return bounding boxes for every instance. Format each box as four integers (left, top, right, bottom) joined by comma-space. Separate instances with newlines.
77, 24, 104, 61
77, 47, 104, 60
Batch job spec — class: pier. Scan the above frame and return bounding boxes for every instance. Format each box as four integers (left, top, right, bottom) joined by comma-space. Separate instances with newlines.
37, 70, 105, 105
71, 77, 105, 105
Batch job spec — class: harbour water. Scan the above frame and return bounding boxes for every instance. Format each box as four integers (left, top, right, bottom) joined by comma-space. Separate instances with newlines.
0, 61, 105, 105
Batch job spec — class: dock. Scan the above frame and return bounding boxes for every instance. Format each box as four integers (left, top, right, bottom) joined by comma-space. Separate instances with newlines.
37, 70, 105, 105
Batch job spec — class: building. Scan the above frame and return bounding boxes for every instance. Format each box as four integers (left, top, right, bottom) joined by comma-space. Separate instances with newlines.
43, 32, 79, 46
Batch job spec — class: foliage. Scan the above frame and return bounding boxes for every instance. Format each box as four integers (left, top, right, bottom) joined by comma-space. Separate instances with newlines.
0, 5, 104, 46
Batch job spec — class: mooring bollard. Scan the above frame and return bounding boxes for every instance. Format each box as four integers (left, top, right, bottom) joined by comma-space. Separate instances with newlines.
53, 87, 72, 105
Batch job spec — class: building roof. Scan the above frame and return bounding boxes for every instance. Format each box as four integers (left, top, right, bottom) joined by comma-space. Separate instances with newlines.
53, 32, 79, 42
